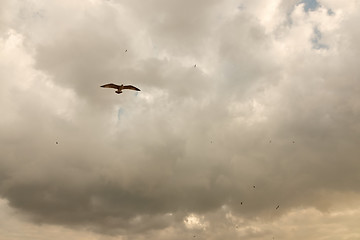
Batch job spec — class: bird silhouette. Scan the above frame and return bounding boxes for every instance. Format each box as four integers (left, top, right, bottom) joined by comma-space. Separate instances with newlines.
276, 205, 280, 210
101, 83, 140, 94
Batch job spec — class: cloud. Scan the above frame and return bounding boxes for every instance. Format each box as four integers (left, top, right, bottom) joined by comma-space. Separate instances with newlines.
1, 0, 360, 239
301, 0, 320, 12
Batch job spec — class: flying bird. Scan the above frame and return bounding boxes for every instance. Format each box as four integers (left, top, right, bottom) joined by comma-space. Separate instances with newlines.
101, 83, 140, 94
276, 205, 280, 210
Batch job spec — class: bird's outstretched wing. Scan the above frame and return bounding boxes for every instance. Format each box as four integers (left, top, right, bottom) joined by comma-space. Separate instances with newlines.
123, 85, 141, 91
100, 83, 119, 89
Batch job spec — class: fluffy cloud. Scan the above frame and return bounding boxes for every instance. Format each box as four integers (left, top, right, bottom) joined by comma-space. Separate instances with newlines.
1, 0, 360, 239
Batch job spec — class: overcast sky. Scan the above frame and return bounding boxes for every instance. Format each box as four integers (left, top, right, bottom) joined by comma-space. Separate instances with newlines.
1, 0, 360, 239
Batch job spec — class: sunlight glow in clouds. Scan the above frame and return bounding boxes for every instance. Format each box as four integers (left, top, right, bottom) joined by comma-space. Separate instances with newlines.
184, 214, 209, 230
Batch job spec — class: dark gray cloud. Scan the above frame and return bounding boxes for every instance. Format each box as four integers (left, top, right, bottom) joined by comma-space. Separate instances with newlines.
1, 0, 360, 239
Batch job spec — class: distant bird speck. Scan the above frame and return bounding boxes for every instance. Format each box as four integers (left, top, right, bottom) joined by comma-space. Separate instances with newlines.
276, 205, 280, 210
101, 83, 140, 94
55, 141, 58, 144
125, 49, 128, 52
253, 185, 256, 189
292, 141, 295, 143
241, 202, 243, 205
194, 64, 196, 67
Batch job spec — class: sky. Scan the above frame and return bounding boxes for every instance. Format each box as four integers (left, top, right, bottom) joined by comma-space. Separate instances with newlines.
1, 0, 360, 239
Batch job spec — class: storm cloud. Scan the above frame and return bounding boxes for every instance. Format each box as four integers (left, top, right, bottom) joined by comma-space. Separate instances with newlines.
1, 0, 360, 239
